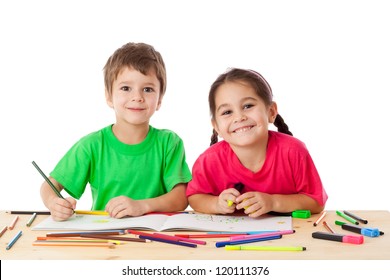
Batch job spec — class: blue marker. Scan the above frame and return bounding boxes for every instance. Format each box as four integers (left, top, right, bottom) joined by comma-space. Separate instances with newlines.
215, 234, 282, 248
341, 224, 381, 237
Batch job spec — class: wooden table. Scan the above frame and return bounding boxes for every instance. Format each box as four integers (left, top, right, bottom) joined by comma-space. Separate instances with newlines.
1, 210, 389, 260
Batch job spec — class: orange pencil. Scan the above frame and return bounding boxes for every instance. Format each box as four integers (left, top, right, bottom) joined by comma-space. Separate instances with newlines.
32, 241, 116, 248
8, 215, 19, 230
0, 225, 7, 237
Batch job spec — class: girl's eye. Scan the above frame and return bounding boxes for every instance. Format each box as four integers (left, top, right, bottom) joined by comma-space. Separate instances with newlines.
221, 110, 232, 116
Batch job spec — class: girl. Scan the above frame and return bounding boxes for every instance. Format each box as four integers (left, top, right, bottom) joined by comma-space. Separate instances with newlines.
187, 68, 327, 217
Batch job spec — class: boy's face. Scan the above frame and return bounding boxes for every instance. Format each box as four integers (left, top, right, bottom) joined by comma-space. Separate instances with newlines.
106, 67, 162, 127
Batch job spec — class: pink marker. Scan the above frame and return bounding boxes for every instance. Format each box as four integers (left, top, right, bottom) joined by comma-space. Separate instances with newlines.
312, 231, 364, 244
230, 230, 295, 241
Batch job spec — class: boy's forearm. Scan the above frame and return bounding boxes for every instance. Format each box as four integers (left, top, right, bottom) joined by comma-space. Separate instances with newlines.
40, 178, 63, 209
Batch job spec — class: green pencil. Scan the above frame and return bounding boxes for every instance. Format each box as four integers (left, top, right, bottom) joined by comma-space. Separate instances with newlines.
26, 212, 37, 227
32, 161, 64, 199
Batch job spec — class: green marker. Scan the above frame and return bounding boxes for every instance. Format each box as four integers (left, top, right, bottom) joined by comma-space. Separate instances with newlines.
336, 210, 359, 225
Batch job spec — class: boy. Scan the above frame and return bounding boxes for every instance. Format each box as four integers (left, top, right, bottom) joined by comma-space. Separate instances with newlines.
40, 42, 192, 221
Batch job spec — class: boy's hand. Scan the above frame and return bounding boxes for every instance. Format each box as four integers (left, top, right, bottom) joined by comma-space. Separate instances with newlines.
236, 192, 274, 218
48, 197, 76, 221
105, 196, 147, 218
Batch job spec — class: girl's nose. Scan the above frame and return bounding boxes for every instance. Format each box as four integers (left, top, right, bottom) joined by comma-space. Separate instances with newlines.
234, 113, 247, 123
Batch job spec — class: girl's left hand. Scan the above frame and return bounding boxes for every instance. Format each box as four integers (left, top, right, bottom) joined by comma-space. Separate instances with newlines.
236, 192, 275, 218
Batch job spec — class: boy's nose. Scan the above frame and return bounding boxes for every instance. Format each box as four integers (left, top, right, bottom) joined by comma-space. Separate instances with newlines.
131, 90, 144, 102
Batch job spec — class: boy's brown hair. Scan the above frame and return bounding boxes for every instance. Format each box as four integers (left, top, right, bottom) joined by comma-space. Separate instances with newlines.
103, 42, 167, 99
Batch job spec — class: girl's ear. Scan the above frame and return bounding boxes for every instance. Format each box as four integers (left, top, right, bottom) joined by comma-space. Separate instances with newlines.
268, 102, 278, 123
211, 118, 220, 135
105, 90, 114, 108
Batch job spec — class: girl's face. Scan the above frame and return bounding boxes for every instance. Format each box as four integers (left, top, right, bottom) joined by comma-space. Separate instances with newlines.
106, 67, 161, 127
212, 81, 277, 148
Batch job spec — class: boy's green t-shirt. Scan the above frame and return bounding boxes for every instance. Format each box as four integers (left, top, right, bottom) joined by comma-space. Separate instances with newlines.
50, 125, 192, 210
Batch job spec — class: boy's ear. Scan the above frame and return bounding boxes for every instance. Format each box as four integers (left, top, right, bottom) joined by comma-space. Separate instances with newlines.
105, 90, 114, 108
156, 99, 162, 111
268, 101, 278, 123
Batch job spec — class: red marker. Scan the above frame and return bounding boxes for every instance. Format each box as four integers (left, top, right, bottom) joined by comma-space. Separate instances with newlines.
312, 231, 364, 244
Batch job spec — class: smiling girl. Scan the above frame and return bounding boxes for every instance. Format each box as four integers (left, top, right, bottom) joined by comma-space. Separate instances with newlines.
187, 68, 327, 217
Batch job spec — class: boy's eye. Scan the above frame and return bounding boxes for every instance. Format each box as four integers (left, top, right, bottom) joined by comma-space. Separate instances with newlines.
143, 87, 154, 93
120, 86, 131, 91
243, 104, 254, 109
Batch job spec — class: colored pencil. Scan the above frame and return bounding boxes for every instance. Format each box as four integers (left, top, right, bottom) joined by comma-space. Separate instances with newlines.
153, 233, 207, 245
8, 215, 19, 230
174, 233, 246, 238
46, 230, 125, 237
313, 211, 327, 226
138, 235, 197, 248
26, 213, 37, 227
6, 211, 51, 215
32, 161, 64, 199
74, 210, 109, 215
323, 221, 335, 233
6, 230, 22, 250
80, 234, 146, 243
32, 241, 115, 248
0, 225, 8, 237
35, 237, 121, 244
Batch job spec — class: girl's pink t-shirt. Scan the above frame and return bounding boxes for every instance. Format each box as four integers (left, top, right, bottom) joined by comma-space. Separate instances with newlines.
186, 131, 328, 206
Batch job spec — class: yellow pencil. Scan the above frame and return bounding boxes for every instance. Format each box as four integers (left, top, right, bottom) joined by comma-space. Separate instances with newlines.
74, 210, 109, 215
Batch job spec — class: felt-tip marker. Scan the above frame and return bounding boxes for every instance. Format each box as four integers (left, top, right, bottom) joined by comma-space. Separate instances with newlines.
312, 231, 364, 244
227, 183, 244, 207
343, 210, 368, 224
336, 210, 359, 225
341, 224, 381, 237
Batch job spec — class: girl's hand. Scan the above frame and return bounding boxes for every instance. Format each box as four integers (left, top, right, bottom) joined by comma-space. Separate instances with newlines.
216, 188, 241, 214
105, 196, 148, 218
236, 192, 275, 218
48, 197, 76, 221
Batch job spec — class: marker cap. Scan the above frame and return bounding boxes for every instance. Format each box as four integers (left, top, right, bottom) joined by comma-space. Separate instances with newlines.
292, 210, 311, 219
342, 235, 364, 244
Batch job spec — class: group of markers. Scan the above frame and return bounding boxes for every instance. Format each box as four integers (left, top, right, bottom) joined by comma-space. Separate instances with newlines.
312, 210, 384, 245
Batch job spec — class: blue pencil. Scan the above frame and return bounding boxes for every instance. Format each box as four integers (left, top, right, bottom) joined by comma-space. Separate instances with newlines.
6, 230, 22, 250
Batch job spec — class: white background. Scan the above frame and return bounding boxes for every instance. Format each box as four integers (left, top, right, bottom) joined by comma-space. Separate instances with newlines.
1, 1, 390, 277
1, 0, 389, 213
